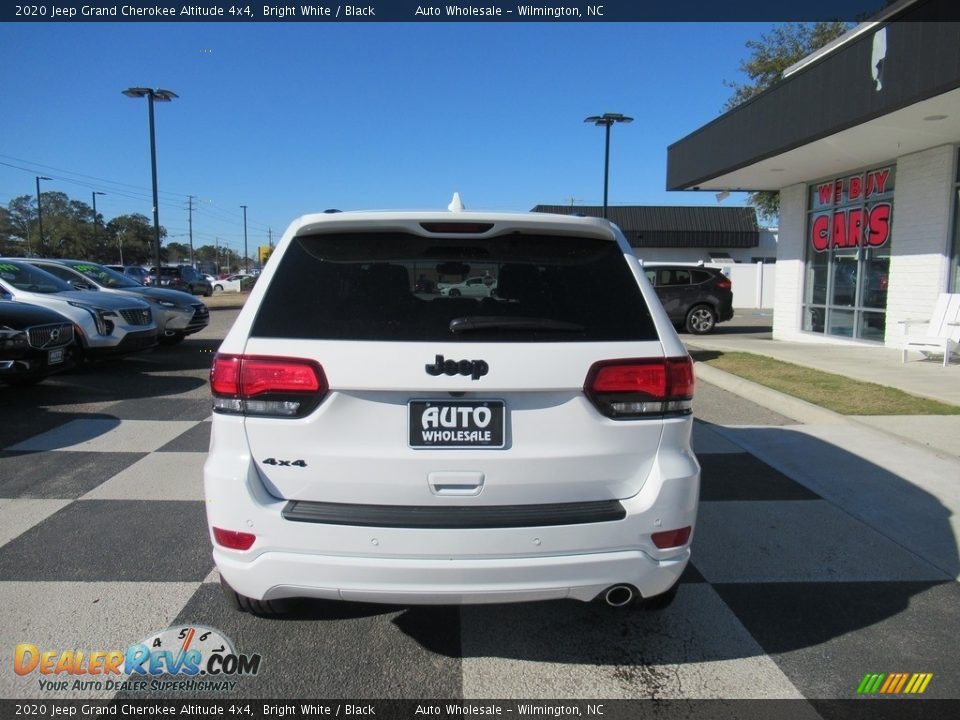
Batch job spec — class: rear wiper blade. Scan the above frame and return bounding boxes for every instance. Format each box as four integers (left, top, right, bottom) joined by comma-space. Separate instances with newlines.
449, 316, 585, 333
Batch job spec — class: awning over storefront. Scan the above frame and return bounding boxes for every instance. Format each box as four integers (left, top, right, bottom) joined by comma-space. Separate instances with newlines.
666, 0, 960, 192
531, 205, 760, 248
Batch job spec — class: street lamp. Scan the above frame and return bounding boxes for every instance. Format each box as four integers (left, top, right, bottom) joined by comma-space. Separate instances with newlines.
36, 176, 52, 256
584, 113, 633, 219
92, 191, 106, 255
122, 86, 178, 283
241, 205, 249, 273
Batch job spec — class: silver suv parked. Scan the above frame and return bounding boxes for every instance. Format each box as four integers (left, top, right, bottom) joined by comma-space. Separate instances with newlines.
205, 208, 699, 615
0, 259, 158, 359
29, 259, 209, 345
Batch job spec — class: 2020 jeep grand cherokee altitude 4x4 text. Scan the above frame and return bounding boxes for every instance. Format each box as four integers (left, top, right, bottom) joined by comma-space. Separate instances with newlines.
204, 208, 700, 614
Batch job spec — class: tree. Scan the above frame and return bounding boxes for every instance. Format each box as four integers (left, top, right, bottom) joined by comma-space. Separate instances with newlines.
725, 22, 850, 221
105, 213, 165, 266
165, 242, 191, 264
1, 195, 38, 256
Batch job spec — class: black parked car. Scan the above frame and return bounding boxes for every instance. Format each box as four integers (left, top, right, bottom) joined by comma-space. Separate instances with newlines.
0, 300, 77, 386
104, 265, 154, 286
149, 266, 213, 297
643, 264, 734, 334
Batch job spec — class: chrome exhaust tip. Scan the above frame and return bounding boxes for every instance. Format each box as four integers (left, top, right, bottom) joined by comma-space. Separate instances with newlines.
603, 585, 635, 607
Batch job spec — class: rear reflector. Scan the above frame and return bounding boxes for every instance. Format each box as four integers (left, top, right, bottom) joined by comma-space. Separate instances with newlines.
584, 357, 694, 419
651, 526, 692, 549
212, 527, 256, 550
210, 354, 327, 417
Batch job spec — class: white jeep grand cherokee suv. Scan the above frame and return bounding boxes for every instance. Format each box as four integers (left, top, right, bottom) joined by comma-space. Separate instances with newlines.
205, 208, 699, 614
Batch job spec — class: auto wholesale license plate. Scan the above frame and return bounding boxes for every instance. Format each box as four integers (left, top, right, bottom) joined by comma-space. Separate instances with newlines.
48, 348, 64, 365
409, 400, 505, 449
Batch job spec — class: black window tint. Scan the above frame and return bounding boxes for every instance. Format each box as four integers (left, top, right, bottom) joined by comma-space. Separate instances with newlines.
36, 264, 75, 282
691, 270, 713, 284
659, 268, 691, 286
251, 232, 657, 342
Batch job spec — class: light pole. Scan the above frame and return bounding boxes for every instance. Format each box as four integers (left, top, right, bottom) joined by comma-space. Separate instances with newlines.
122, 87, 178, 283
36, 175, 52, 256
92, 191, 106, 257
584, 113, 633, 219
241, 205, 249, 273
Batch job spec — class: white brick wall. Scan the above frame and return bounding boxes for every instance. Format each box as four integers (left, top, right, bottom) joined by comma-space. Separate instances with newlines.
884, 145, 955, 345
772, 184, 807, 340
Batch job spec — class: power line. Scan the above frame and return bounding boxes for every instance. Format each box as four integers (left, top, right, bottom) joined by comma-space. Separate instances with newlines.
0, 153, 189, 199
0, 153, 278, 233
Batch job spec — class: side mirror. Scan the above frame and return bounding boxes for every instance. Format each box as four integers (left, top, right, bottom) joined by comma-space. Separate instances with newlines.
72, 280, 96, 291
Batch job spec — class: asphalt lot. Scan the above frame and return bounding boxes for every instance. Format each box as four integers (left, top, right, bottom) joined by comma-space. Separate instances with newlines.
1, 307, 957, 706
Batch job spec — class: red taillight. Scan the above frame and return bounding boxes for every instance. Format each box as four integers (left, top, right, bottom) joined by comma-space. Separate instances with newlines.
584, 357, 694, 418
652, 526, 692, 549
715, 277, 732, 290
212, 527, 256, 550
241, 356, 323, 396
210, 354, 242, 396
591, 363, 669, 396
210, 354, 327, 417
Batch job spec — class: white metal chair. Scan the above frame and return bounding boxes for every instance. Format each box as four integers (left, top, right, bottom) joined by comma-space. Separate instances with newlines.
900, 293, 960, 367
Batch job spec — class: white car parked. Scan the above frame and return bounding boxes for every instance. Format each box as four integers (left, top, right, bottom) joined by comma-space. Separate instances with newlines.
0, 259, 158, 359
205, 206, 698, 615
212, 274, 254, 294
438, 275, 497, 298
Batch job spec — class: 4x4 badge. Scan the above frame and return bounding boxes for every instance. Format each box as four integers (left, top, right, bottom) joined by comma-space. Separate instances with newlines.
425, 355, 489, 381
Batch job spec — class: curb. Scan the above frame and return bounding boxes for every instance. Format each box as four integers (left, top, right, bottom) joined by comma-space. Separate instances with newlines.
694, 360, 960, 462
693, 361, 844, 425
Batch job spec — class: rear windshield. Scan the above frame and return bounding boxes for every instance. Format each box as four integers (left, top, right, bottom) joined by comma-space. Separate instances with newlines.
251, 232, 657, 342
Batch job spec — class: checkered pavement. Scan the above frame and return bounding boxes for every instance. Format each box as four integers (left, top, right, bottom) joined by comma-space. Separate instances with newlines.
1, 402, 957, 701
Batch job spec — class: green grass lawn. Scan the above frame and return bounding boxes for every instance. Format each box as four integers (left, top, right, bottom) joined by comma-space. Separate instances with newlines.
691, 351, 960, 416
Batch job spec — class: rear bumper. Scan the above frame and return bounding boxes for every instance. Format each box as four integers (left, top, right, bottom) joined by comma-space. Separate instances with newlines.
214, 546, 689, 605
205, 417, 699, 606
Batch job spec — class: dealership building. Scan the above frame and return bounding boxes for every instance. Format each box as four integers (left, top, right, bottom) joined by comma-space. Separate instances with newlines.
667, 0, 960, 345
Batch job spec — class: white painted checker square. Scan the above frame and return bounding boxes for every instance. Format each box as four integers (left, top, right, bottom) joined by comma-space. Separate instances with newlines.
694, 500, 950, 583
461, 584, 809, 700
81, 452, 206, 501
0, 581, 201, 699
8, 419, 199, 454
693, 422, 747, 455
0, 499, 71, 548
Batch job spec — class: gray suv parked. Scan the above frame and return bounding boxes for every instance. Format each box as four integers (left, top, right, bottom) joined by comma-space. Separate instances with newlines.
150, 266, 213, 297
643, 264, 734, 334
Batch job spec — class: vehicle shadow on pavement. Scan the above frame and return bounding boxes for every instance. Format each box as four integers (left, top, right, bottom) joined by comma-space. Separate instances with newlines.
387, 426, 959, 697
0, 339, 219, 448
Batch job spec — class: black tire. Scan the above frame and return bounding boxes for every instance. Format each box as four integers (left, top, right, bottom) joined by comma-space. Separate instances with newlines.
448, 288, 461, 297
203, 286, 213, 298
220, 576, 288, 617
637, 583, 679, 611
158, 332, 186, 346
685, 304, 717, 335
213, 284, 223, 294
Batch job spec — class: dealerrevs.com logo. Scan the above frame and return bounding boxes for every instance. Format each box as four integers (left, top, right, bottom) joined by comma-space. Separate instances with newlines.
857, 673, 933, 696
14, 625, 262, 693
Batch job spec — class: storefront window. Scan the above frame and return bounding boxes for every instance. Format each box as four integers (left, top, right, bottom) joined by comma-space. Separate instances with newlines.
803, 166, 895, 341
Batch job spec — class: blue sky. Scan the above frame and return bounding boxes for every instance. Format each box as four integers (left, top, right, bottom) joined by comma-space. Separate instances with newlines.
0, 21, 775, 258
